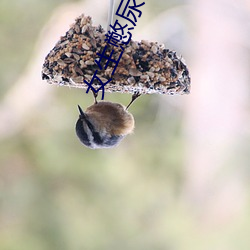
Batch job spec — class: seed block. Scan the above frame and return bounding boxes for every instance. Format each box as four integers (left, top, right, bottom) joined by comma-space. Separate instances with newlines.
42, 14, 190, 95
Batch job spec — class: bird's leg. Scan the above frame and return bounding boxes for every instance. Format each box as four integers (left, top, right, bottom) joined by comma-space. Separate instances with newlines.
91, 90, 98, 104
126, 91, 141, 110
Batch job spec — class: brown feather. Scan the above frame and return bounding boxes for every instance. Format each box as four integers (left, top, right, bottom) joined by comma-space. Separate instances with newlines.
85, 101, 134, 135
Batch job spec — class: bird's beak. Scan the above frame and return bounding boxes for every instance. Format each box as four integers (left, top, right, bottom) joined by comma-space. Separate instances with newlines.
77, 105, 86, 119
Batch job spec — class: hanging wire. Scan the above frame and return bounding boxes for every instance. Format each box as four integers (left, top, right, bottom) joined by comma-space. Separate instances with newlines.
107, 0, 115, 31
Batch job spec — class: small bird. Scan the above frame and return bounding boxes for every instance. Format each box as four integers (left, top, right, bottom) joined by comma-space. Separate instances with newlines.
75, 92, 140, 149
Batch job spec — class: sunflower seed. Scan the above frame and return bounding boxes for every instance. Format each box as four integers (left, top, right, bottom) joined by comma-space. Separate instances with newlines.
85, 60, 94, 65
151, 45, 158, 54
82, 43, 90, 50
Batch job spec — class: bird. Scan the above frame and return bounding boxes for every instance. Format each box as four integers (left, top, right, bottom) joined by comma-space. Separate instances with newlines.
75, 92, 140, 149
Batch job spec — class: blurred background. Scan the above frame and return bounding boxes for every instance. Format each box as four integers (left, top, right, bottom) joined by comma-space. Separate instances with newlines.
1, 0, 250, 249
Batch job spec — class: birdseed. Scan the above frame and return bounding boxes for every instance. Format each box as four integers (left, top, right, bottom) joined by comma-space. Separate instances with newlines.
42, 14, 190, 95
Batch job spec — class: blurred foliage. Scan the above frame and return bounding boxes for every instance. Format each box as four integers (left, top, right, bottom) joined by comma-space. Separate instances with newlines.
0, 0, 72, 97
